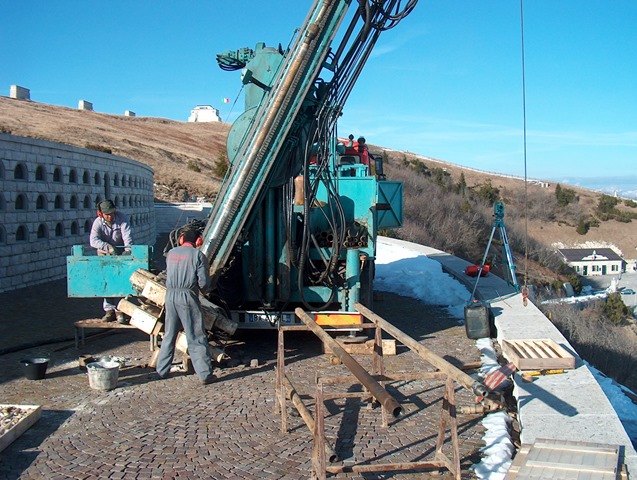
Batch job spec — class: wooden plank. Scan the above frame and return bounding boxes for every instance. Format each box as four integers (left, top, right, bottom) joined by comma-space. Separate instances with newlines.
129, 308, 160, 335
502, 339, 576, 370
0, 405, 42, 453
74, 318, 136, 330
140, 278, 166, 306
534, 439, 618, 455
505, 439, 621, 480
176, 332, 188, 353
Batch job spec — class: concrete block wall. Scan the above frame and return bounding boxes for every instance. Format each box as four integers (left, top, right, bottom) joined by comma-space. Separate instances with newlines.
0, 133, 156, 292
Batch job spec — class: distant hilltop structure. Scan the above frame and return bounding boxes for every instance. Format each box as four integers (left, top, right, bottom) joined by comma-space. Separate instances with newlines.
8, 84, 224, 125
188, 105, 221, 123
8, 84, 136, 117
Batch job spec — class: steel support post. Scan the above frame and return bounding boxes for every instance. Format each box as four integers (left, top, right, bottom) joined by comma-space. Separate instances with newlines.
276, 326, 287, 432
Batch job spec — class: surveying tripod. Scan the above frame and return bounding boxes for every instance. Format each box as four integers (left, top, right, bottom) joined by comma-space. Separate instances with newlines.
469, 202, 519, 301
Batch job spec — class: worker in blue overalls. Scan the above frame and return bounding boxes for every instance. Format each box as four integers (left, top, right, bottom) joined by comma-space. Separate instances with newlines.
155, 229, 215, 385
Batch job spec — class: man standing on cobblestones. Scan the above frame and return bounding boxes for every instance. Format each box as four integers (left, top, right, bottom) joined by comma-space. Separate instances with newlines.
156, 229, 215, 385
90, 199, 133, 324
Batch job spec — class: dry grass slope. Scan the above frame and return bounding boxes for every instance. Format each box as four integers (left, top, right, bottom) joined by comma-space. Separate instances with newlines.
379, 149, 637, 261
0, 97, 230, 201
1, 95, 635, 261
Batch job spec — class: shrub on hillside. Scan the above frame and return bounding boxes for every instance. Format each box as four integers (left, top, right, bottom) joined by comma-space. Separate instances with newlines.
555, 183, 578, 206
187, 160, 201, 172
386, 162, 489, 261
576, 217, 590, 235
213, 154, 229, 178
454, 173, 467, 196
474, 180, 500, 205
615, 211, 635, 223
603, 293, 631, 325
540, 301, 637, 390
597, 194, 619, 214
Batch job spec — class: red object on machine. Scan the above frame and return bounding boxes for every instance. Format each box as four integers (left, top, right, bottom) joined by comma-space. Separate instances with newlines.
340, 137, 369, 166
465, 264, 490, 277
309, 137, 369, 166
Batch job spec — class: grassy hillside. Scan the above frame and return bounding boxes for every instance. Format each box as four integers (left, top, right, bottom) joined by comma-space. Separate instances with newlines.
377, 149, 637, 268
2, 96, 636, 285
0, 97, 230, 201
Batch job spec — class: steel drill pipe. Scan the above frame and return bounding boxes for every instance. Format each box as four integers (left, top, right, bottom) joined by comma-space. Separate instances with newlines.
283, 374, 338, 463
294, 308, 402, 417
354, 303, 489, 398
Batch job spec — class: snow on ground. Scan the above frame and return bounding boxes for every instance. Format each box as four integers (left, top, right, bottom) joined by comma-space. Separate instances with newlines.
375, 240, 637, 478
590, 365, 637, 441
375, 241, 469, 319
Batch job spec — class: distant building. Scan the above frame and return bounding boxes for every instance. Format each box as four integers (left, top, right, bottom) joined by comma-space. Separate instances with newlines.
188, 105, 221, 123
78, 100, 93, 111
557, 248, 625, 276
10, 85, 30, 100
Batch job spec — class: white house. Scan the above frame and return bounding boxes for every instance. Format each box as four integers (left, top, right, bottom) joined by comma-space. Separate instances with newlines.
557, 248, 625, 277
188, 105, 221, 123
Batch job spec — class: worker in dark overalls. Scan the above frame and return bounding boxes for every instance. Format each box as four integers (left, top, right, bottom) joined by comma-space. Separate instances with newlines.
155, 229, 215, 385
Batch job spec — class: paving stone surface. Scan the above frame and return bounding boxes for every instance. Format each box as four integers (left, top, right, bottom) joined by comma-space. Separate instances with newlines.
0, 280, 486, 479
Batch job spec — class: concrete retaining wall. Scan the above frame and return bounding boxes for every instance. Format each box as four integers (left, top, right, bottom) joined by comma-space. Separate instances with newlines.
0, 133, 155, 292
378, 237, 637, 473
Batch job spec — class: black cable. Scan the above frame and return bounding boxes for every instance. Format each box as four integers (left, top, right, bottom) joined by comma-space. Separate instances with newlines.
216, 54, 246, 72
520, 0, 530, 292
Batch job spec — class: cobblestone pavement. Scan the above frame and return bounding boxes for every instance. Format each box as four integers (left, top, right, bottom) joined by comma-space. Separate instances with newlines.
0, 281, 485, 479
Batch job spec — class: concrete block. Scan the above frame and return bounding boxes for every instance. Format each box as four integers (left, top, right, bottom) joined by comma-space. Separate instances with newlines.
10, 85, 30, 100
78, 100, 93, 111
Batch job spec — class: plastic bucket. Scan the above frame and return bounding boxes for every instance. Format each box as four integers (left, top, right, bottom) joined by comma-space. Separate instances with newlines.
86, 361, 120, 390
20, 357, 49, 380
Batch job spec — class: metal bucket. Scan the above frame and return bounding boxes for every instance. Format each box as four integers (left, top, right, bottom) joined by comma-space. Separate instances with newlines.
20, 357, 49, 380
86, 361, 120, 390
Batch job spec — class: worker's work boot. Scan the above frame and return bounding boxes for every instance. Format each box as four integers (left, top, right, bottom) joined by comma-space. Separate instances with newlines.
199, 374, 216, 385
102, 310, 116, 322
116, 312, 130, 325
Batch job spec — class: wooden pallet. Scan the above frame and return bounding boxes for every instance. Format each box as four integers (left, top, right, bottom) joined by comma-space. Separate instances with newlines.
0, 405, 42, 453
505, 438, 625, 479
502, 338, 576, 371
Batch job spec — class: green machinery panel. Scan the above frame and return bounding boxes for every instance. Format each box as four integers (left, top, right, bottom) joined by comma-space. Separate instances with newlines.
66, 245, 151, 297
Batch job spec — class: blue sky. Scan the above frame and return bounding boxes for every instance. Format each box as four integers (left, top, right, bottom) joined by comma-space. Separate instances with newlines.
2, 1, 636, 193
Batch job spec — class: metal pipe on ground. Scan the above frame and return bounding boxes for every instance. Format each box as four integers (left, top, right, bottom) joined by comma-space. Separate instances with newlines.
294, 308, 401, 417
283, 374, 338, 463
354, 303, 490, 399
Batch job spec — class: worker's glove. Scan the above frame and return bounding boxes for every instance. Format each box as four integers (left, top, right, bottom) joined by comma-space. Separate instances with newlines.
122, 248, 131, 256
106, 244, 116, 256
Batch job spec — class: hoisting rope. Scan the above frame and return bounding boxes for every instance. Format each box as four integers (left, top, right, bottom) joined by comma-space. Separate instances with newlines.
519, 0, 530, 307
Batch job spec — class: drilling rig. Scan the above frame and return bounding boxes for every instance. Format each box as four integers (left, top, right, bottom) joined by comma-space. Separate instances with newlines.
68, 0, 417, 337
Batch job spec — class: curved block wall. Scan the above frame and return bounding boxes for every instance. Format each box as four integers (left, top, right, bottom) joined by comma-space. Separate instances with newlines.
0, 133, 155, 293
